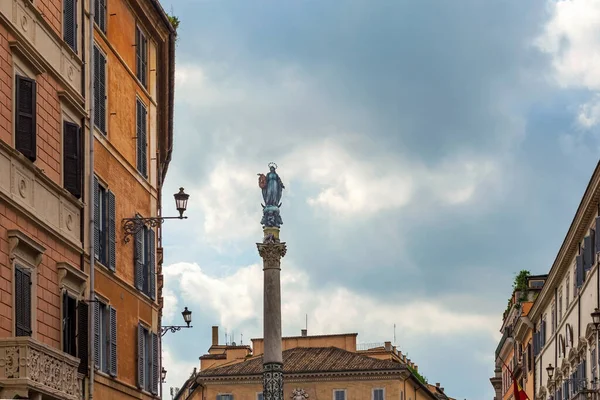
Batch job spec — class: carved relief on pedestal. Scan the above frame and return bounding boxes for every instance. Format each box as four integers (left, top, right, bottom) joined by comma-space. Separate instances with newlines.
263, 362, 284, 400
290, 388, 309, 399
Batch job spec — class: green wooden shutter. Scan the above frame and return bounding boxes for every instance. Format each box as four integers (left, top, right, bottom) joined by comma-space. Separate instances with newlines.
109, 306, 117, 376
63, 121, 81, 198
135, 226, 144, 290
151, 332, 158, 394
63, 0, 77, 51
107, 190, 116, 271
93, 301, 100, 369
148, 229, 155, 300
78, 301, 89, 375
137, 323, 145, 388
15, 75, 36, 162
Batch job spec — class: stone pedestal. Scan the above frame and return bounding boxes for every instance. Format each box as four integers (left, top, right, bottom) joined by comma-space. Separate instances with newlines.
257, 227, 287, 400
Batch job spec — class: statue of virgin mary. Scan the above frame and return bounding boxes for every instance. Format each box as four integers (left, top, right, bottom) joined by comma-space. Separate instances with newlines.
258, 163, 285, 207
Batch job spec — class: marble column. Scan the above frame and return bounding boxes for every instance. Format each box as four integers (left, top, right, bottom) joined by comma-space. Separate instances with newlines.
257, 226, 287, 400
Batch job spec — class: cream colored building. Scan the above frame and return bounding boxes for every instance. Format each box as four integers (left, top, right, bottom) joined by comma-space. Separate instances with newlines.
532, 162, 600, 400
174, 327, 454, 400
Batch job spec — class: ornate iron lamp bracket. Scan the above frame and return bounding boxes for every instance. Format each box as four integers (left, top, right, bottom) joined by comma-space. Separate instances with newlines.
122, 216, 186, 243
160, 325, 192, 337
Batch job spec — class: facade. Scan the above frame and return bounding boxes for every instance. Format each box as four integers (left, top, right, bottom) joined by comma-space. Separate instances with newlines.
174, 327, 452, 400
0, 0, 175, 398
530, 162, 600, 400
491, 275, 547, 400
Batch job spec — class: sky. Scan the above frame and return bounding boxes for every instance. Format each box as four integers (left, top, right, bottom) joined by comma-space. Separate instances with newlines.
156, 1, 600, 398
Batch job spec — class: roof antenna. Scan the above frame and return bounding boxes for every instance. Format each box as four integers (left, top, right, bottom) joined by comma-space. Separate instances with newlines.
241, 333, 243, 345
306, 314, 308, 331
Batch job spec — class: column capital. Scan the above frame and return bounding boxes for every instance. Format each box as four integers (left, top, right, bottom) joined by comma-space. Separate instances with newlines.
257, 242, 287, 268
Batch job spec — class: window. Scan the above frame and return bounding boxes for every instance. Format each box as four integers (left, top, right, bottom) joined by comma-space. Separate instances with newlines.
527, 343, 532, 372
136, 99, 148, 177
558, 288, 563, 320
551, 303, 556, 334
135, 26, 148, 87
62, 293, 77, 356
135, 226, 155, 299
373, 388, 384, 400
63, 121, 82, 198
573, 265, 577, 299
93, 45, 106, 134
15, 265, 32, 336
257, 394, 263, 400
94, 299, 117, 376
137, 323, 158, 394
216, 395, 233, 400
63, 0, 77, 51
93, 177, 116, 270
15, 75, 37, 162
566, 275, 570, 307
334, 390, 346, 400
94, 0, 106, 33
592, 348, 597, 383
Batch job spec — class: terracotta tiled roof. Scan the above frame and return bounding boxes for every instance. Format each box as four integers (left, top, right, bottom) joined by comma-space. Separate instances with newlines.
197, 347, 406, 377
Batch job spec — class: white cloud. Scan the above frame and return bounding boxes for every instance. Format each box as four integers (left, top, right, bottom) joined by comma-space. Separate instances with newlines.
577, 94, 600, 128
536, 0, 600, 90
164, 261, 499, 341
161, 346, 198, 400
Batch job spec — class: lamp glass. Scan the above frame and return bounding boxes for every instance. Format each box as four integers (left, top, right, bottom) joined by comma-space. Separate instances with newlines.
161, 367, 167, 381
592, 308, 600, 326
546, 363, 554, 379
182, 307, 192, 326
174, 188, 189, 217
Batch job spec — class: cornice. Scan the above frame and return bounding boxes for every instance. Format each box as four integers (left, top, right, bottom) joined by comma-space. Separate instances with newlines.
530, 162, 600, 321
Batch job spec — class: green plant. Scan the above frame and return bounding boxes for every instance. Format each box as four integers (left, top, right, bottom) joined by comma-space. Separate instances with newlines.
407, 364, 427, 384
167, 14, 180, 31
503, 270, 531, 320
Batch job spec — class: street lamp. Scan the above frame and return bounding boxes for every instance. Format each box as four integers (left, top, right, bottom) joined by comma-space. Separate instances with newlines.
122, 187, 190, 243
161, 367, 167, 383
161, 307, 194, 336
546, 364, 555, 380
592, 308, 600, 330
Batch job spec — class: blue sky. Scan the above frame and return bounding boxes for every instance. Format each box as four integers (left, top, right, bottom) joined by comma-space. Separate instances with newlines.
156, 1, 600, 398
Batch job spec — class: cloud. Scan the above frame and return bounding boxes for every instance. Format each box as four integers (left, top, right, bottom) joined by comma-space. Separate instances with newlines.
577, 94, 600, 128
536, 0, 600, 90
164, 261, 499, 339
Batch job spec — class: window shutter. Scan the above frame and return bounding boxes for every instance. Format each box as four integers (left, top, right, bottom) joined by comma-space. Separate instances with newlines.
109, 306, 117, 376
136, 100, 147, 177
78, 301, 89, 375
591, 229, 597, 267
576, 255, 584, 287
141, 34, 147, 87
137, 323, 145, 389
151, 332, 158, 394
93, 301, 100, 369
136, 28, 141, 82
15, 266, 31, 336
107, 190, 116, 271
63, 121, 81, 198
94, 47, 106, 134
15, 75, 36, 162
584, 236, 593, 271
95, 0, 106, 32
93, 176, 100, 259
135, 228, 144, 290
148, 229, 155, 300
63, 0, 77, 51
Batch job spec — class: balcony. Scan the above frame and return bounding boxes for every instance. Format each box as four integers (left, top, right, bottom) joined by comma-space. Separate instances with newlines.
0, 337, 82, 400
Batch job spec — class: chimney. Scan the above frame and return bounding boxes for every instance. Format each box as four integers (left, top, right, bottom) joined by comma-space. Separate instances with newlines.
212, 326, 219, 346
384, 341, 392, 351
436, 383, 440, 388
301, 329, 307, 337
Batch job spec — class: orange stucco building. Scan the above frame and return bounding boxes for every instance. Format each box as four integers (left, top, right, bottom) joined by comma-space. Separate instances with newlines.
173, 327, 454, 400
492, 275, 547, 400
0, 0, 175, 398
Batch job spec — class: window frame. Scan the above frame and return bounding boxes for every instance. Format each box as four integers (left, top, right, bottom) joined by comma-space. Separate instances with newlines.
372, 388, 385, 400
333, 389, 347, 400
62, 117, 82, 198
93, 44, 107, 135
93, 0, 107, 33
135, 25, 148, 88
135, 97, 148, 178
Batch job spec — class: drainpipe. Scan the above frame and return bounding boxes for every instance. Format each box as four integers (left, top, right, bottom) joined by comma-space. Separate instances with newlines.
88, 0, 96, 397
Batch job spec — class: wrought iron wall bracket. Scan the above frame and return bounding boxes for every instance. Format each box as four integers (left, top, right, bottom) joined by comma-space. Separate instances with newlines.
122, 216, 187, 243
161, 325, 192, 337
